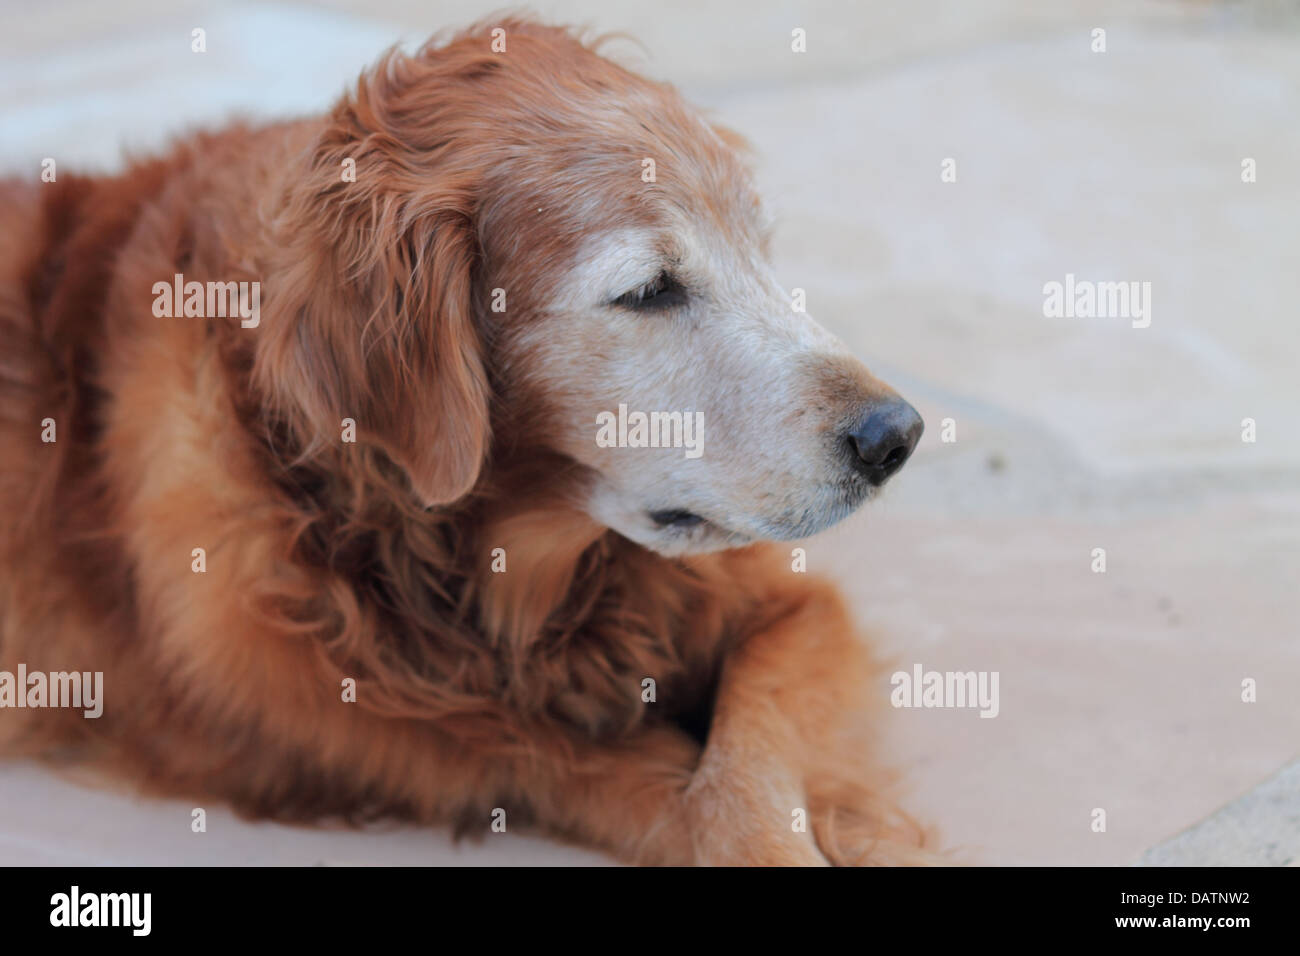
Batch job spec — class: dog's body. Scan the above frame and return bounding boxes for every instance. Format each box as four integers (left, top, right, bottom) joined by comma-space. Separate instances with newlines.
0, 21, 929, 864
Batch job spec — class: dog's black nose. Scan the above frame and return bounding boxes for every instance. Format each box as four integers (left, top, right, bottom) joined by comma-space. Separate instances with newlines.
847, 399, 924, 486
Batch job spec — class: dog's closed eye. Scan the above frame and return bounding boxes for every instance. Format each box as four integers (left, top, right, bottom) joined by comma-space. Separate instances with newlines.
611, 271, 688, 312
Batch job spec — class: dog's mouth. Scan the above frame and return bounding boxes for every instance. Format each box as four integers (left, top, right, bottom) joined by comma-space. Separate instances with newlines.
648, 508, 707, 530
646, 507, 751, 555
646, 508, 758, 554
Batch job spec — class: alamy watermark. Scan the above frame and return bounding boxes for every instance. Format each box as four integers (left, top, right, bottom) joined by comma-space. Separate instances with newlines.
0, 664, 102, 718
1043, 273, 1151, 328
890, 663, 999, 718
152, 273, 260, 328
50, 886, 150, 936
595, 403, 704, 459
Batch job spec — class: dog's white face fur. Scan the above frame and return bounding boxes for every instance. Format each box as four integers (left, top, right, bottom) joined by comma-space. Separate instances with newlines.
519, 218, 904, 556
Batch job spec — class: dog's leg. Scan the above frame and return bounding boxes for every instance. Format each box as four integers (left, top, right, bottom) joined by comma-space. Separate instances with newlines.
688, 580, 931, 866
174, 696, 706, 866
505, 724, 705, 865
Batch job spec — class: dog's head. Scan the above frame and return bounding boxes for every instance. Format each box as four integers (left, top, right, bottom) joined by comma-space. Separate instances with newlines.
260, 20, 921, 557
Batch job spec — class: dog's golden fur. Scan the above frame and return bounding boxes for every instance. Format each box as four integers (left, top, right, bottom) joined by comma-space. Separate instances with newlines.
0, 20, 931, 864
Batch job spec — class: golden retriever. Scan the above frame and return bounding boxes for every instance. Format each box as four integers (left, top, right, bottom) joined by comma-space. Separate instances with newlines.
0, 18, 930, 865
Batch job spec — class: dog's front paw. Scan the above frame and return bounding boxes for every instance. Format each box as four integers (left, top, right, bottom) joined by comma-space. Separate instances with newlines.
683, 768, 829, 867
806, 779, 942, 866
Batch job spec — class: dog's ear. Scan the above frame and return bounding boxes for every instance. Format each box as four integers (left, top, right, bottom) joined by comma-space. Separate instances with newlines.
255, 68, 492, 508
